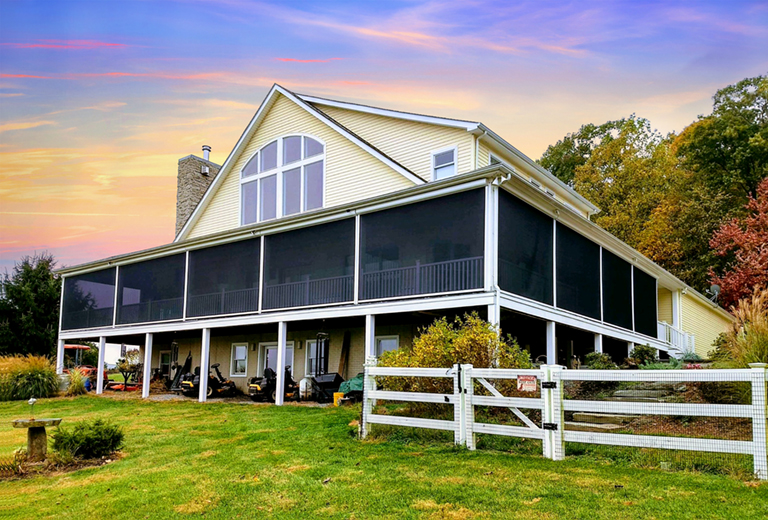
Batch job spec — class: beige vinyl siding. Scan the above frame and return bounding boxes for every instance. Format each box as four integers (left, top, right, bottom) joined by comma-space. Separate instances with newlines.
658, 288, 673, 324
187, 94, 414, 239
681, 293, 733, 357
318, 105, 474, 182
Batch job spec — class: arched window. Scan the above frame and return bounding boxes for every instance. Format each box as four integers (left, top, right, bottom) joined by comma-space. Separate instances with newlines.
241, 135, 325, 225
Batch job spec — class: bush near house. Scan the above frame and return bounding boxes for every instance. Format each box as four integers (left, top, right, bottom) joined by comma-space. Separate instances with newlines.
0, 355, 59, 401
51, 419, 124, 460
629, 344, 658, 366
65, 368, 87, 397
722, 288, 768, 367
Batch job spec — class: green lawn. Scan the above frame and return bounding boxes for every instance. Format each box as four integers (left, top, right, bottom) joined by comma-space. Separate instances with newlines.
1, 395, 766, 519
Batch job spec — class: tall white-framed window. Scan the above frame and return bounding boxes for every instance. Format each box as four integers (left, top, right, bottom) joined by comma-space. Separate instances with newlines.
230, 343, 248, 377
241, 135, 325, 225
257, 341, 295, 377
375, 335, 399, 357
432, 146, 457, 180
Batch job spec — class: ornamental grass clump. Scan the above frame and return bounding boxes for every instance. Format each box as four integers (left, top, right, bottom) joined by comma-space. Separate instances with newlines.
722, 288, 768, 367
0, 355, 59, 402
66, 368, 87, 397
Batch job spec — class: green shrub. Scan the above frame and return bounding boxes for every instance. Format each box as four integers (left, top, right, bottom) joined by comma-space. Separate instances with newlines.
640, 357, 683, 370
52, 419, 124, 459
66, 368, 87, 397
584, 352, 618, 370
0, 355, 59, 401
681, 352, 703, 362
629, 345, 658, 366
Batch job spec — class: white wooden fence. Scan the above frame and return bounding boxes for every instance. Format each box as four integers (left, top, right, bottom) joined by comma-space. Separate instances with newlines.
361, 362, 768, 479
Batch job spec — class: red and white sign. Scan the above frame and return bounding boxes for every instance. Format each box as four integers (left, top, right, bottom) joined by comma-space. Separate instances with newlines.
517, 375, 537, 392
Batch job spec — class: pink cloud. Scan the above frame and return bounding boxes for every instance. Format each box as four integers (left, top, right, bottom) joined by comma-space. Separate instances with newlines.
275, 57, 344, 63
0, 40, 129, 49
0, 73, 54, 79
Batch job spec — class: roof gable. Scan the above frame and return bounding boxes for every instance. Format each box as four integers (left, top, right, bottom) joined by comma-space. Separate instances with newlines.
175, 84, 424, 242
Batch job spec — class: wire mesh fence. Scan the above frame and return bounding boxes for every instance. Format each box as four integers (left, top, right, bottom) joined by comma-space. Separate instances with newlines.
362, 362, 768, 479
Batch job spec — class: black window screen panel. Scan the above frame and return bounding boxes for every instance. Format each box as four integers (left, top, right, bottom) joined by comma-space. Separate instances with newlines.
498, 190, 553, 304
556, 223, 600, 319
263, 219, 355, 309
633, 267, 658, 337
187, 239, 260, 317
601, 249, 632, 329
117, 254, 185, 324
62, 268, 116, 330
360, 189, 484, 300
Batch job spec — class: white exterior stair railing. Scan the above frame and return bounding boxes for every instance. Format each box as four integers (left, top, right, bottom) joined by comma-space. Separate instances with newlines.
657, 321, 695, 357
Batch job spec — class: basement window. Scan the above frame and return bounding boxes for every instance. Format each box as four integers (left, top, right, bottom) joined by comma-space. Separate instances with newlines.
230, 343, 248, 377
241, 135, 325, 225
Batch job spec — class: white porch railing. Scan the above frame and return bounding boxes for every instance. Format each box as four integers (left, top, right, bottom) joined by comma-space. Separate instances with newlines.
657, 321, 696, 357
362, 362, 768, 479
360, 256, 483, 300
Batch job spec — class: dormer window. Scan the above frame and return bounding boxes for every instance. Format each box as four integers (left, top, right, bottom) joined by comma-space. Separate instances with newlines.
432, 147, 456, 180
241, 135, 325, 225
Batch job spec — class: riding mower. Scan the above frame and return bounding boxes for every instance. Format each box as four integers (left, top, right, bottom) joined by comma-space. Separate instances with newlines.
248, 365, 299, 402
180, 362, 238, 398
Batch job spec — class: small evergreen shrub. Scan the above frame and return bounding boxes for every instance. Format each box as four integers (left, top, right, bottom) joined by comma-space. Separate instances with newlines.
52, 419, 124, 459
584, 352, 618, 370
629, 345, 658, 366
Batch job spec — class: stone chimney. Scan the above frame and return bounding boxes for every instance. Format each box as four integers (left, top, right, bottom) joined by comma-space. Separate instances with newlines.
175, 145, 221, 236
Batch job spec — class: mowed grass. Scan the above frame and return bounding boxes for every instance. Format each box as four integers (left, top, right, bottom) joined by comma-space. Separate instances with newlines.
1, 396, 767, 519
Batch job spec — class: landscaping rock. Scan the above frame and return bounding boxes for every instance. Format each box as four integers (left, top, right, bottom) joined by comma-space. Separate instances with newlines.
565, 422, 624, 433
572, 413, 636, 425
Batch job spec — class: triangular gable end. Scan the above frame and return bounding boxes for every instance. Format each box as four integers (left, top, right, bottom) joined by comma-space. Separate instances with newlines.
175, 84, 424, 242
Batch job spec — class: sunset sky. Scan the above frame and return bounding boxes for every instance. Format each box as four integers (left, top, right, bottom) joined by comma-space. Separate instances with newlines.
1, 0, 767, 272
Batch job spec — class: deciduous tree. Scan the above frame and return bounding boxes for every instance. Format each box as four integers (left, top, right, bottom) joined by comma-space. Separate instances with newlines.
709, 177, 768, 307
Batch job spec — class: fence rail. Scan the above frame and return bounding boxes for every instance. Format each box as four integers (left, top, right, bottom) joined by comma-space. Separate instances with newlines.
361, 362, 768, 479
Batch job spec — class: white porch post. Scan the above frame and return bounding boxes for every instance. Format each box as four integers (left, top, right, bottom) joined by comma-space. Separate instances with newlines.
671, 289, 682, 329
96, 336, 106, 394
594, 333, 603, 354
488, 298, 501, 328
365, 314, 376, 362
141, 333, 153, 399
56, 338, 65, 374
275, 321, 287, 406
627, 342, 634, 358
546, 321, 556, 364
199, 328, 210, 403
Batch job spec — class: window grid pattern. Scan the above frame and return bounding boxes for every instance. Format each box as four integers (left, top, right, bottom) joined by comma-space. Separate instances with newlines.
241, 135, 324, 225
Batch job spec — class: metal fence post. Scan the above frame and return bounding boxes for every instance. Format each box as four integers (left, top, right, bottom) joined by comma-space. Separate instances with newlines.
462, 364, 475, 450
749, 363, 768, 480
453, 364, 463, 445
549, 365, 566, 461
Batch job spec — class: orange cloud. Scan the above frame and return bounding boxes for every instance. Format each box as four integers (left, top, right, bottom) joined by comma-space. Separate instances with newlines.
0, 120, 56, 133
0, 40, 129, 49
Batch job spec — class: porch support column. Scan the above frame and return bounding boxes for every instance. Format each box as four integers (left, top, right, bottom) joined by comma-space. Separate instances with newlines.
199, 328, 210, 403
488, 297, 501, 328
141, 333, 153, 399
275, 321, 287, 406
671, 289, 682, 329
96, 336, 106, 394
627, 342, 634, 359
594, 333, 603, 354
546, 321, 556, 364
364, 314, 376, 363
56, 338, 65, 374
